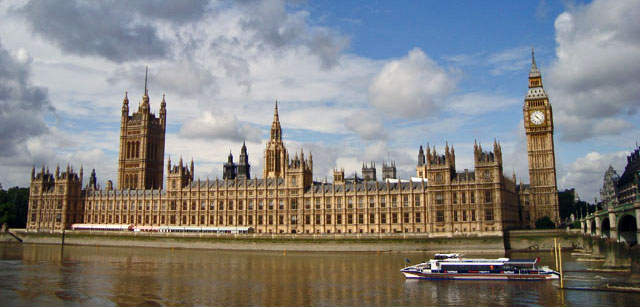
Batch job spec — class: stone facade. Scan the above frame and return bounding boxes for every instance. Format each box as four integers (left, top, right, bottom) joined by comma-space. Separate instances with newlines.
27, 165, 83, 231
615, 148, 640, 206
26, 56, 560, 234
600, 165, 619, 210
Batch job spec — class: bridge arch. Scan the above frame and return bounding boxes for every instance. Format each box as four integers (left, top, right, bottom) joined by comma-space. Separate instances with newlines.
618, 214, 637, 245
601, 218, 610, 239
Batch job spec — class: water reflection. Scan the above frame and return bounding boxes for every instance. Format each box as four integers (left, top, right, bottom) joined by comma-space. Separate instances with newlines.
582, 237, 633, 268
0, 243, 637, 306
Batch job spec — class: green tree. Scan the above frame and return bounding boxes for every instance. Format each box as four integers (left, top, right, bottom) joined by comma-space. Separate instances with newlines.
0, 186, 30, 229
535, 216, 555, 229
558, 189, 575, 220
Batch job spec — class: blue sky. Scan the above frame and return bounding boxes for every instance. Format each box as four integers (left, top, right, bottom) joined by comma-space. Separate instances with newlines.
0, 0, 638, 202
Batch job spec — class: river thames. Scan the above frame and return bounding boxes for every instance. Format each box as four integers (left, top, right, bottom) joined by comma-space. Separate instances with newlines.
0, 243, 637, 306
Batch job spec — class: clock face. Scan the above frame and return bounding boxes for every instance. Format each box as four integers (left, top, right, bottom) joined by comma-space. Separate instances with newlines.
530, 111, 545, 125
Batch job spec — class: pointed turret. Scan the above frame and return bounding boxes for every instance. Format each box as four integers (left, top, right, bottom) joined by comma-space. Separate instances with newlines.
89, 169, 97, 190
160, 93, 167, 127
494, 139, 502, 163
237, 141, 251, 180
122, 91, 129, 115
270, 100, 282, 141
223, 151, 237, 180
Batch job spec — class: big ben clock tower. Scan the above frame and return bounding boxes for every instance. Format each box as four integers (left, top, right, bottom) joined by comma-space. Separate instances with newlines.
523, 49, 560, 227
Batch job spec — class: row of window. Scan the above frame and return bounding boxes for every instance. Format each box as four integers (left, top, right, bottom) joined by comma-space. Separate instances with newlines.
79, 209, 497, 226
83, 212, 429, 226
80, 191, 494, 212
435, 209, 493, 222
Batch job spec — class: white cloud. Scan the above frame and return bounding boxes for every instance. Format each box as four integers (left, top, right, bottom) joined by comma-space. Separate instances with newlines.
548, 0, 640, 141
281, 105, 356, 134
447, 93, 518, 115
368, 48, 457, 119
558, 150, 628, 202
179, 111, 262, 142
487, 46, 531, 76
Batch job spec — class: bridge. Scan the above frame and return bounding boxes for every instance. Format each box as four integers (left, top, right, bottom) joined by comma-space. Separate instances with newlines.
580, 201, 639, 246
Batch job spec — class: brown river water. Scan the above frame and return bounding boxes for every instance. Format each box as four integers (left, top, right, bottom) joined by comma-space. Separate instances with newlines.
0, 242, 638, 306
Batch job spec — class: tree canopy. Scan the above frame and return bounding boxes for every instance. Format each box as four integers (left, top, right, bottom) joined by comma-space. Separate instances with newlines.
535, 216, 555, 229
0, 186, 29, 229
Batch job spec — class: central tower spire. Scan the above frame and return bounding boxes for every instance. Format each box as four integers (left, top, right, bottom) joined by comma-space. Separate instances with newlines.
264, 100, 287, 178
270, 100, 282, 141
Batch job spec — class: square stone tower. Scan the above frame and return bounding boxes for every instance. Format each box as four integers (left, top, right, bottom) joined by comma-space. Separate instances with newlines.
117, 68, 166, 190
523, 49, 560, 226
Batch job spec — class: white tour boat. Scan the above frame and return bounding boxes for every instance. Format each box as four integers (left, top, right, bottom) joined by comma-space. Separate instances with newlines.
401, 253, 560, 280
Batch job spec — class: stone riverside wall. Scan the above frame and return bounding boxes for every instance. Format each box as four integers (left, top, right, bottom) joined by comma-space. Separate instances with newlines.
0, 233, 18, 243
4, 229, 584, 253
505, 229, 585, 251
10, 229, 505, 253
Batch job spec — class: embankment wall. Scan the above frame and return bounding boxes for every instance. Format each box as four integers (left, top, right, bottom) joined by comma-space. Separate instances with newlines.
3, 229, 586, 253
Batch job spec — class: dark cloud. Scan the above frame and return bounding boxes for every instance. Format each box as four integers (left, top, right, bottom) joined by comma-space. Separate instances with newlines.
344, 110, 386, 141
239, 0, 348, 69
0, 41, 53, 156
18, 0, 209, 62
108, 61, 218, 98
308, 28, 350, 69
126, 0, 211, 23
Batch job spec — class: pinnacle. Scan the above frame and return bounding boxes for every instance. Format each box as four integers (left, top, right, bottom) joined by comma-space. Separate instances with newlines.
529, 47, 541, 78
273, 100, 280, 121
144, 66, 149, 96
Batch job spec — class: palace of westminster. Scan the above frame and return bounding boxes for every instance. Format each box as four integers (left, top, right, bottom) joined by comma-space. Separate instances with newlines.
26, 52, 560, 235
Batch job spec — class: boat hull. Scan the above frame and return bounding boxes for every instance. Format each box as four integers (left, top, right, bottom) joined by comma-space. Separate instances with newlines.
402, 271, 559, 280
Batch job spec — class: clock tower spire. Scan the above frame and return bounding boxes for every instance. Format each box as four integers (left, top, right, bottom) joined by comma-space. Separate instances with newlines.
523, 48, 560, 227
